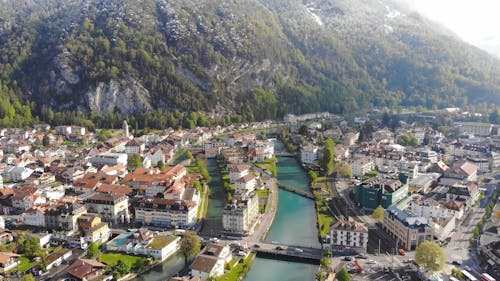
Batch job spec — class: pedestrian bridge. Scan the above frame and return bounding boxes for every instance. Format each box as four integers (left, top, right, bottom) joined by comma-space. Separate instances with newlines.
252, 242, 324, 262
275, 152, 297, 157
276, 181, 315, 200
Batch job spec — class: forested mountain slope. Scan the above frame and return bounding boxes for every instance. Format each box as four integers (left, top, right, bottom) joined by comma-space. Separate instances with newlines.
0, 0, 499, 127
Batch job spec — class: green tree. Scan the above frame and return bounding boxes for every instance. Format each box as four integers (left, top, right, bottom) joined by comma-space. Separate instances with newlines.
309, 170, 318, 184
23, 274, 35, 281
87, 242, 100, 258
372, 205, 385, 222
398, 132, 419, 147
116, 260, 131, 276
320, 257, 330, 268
127, 154, 142, 170
451, 268, 463, 278
336, 268, 351, 281
415, 241, 446, 272
316, 271, 327, 281
157, 160, 166, 171
42, 134, 50, 146
321, 139, 335, 175
23, 238, 41, 258
338, 163, 353, 178
180, 231, 201, 268
186, 151, 193, 159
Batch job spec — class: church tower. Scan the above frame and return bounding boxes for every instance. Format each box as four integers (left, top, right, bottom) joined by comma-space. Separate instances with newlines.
123, 120, 130, 138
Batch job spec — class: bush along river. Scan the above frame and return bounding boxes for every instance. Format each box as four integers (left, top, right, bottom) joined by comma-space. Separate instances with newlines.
244, 141, 319, 281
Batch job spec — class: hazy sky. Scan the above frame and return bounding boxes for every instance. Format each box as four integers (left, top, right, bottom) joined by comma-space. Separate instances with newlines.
406, 0, 500, 58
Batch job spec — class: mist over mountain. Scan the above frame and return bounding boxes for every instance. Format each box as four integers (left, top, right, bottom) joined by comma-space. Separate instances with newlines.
0, 0, 499, 124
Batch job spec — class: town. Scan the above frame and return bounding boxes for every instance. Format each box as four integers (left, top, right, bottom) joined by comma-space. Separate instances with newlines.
0, 108, 498, 281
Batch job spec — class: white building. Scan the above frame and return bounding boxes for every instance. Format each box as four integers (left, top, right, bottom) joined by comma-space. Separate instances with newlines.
190, 255, 224, 281
88, 153, 128, 166
222, 193, 259, 235
455, 122, 493, 136
330, 217, 369, 254
229, 164, 250, 184
23, 208, 46, 227
135, 198, 198, 228
125, 139, 145, 155
2, 166, 34, 182
300, 144, 319, 164
234, 174, 257, 194
351, 157, 375, 177
85, 193, 129, 224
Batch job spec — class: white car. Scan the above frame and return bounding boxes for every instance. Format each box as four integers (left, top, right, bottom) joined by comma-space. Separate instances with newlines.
367, 260, 377, 264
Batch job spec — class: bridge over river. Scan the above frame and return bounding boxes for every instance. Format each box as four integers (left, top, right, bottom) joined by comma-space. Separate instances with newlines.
251, 241, 323, 262
276, 181, 315, 200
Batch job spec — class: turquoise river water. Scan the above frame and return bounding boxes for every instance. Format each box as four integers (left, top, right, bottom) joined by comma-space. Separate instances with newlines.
135, 141, 319, 280
244, 141, 319, 281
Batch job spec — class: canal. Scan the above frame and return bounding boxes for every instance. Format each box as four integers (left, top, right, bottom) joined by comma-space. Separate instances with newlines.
245, 141, 319, 281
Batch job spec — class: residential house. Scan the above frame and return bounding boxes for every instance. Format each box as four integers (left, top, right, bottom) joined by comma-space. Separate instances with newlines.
125, 139, 145, 155
228, 164, 250, 184
200, 243, 232, 264
45, 248, 72, 270
66, 259, 106, 281
330, 217, 369, 254
190, 255, 225, 281
85, 193, 129, 224
0, 252, 20, 273
300, 144, 319, 164
234, 174, 257, 194
78, 214, 110, 243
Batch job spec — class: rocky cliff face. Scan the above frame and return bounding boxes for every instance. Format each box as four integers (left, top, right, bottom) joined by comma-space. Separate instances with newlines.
1, 0, 500, 118
85, 79, 153, 115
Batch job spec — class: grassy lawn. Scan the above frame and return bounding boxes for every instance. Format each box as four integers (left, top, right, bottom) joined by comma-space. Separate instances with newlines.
218, 253, 256, 281
255, 188, 270, 199
17, 256, 37, 273
316, 199, 335, 237
99, 253, 147, 268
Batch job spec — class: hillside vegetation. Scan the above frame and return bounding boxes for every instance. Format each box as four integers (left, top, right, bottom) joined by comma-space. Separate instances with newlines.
0, 0, 499, 128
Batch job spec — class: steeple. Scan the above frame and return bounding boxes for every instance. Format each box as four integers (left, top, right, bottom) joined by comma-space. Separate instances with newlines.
123, 120, 130, 138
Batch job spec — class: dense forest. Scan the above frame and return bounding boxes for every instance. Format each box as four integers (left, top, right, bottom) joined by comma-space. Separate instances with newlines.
0, 0, 500, 129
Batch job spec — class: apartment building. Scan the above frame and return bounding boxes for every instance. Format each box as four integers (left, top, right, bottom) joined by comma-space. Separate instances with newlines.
383, 206, 433, 250
85, 193, 129, 224
222, 193, 259, 235
330, 217, 369, 254
135, 198, 197, 228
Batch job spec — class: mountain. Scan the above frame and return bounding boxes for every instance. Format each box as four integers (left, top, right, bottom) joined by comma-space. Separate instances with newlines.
0, 0, 499, 126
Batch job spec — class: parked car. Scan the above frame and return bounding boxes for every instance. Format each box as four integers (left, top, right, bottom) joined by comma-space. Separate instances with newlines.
253, 244, 260, 248
355, 255, 367, 259
294, 248, 304, 253
344, 256, 354, 261
452, 260, 461, 266
367, 260, 377, 265
275, 246, 284, 250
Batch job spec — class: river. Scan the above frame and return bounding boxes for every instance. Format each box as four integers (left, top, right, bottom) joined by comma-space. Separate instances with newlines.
244, 141, 319, 281
134, 141, 319, 281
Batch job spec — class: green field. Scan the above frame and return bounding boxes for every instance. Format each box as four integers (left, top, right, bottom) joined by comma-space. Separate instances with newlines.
99, 253, 147, 268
